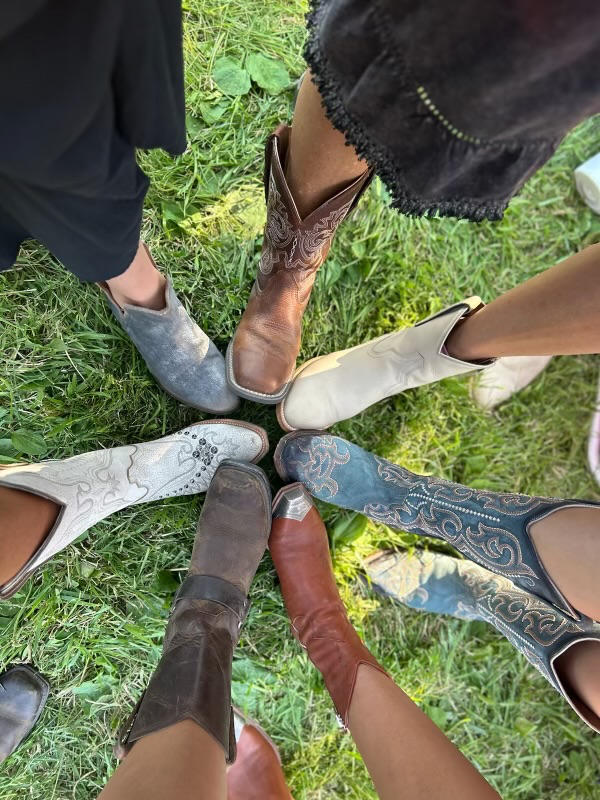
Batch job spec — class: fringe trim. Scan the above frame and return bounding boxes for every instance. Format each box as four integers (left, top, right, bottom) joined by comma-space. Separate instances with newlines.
303, 0, 509, 223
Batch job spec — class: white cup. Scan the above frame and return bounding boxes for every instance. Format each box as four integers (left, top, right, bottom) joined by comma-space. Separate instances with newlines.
575, 153, 600, 214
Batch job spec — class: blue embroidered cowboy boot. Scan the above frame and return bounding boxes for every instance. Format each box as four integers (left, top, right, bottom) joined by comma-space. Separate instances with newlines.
274, 432, 600, 620
364, 549, 600, 733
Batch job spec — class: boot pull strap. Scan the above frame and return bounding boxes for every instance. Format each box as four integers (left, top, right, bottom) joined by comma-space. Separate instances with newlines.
175, 575, 251, 624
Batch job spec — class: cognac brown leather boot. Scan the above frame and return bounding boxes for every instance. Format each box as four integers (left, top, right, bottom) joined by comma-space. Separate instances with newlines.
227, 124, 372, 404
227, 710, 293, 800
269, 483, 388, 727
117, 460, 271, 763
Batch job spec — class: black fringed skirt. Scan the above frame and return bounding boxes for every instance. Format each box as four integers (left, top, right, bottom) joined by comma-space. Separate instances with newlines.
305, 0, 600, 221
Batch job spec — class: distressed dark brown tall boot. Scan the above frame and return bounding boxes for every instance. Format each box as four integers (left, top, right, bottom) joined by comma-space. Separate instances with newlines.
227, 125, 372, 404
269, 483, 388, 728
117, 461, 271, 763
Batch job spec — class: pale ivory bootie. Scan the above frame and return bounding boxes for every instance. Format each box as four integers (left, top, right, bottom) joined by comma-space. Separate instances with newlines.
471, 355, 552, 410
277, 298, 493, 431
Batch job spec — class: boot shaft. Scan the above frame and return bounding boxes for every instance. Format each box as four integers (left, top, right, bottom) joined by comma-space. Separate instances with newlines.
275, 432, 599, 619
119, 584, 249, 761
270, 484, 387, 726
258, 124, 372, 286
228, 125, 371, 402
366, 550, 600, 733
118, 461, 271, 762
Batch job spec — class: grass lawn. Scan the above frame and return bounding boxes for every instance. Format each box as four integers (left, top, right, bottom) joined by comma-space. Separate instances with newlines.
1, 2, 600, 797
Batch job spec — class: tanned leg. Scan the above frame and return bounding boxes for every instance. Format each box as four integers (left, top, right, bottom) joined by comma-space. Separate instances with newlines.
529, 507, 600, 623
105, 242, 166, 310
554, 640, 600, 723
446, 243, 600, 359
0, 486, 60, 584
348, 665, 500, 800
286, 71, 368, 218
98, 721, 226, 800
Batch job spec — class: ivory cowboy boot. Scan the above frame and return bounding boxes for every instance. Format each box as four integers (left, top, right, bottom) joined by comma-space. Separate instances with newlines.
227, 709, 293, 799
0, 420, 268, 599
274, 432, 600, 620
365, 550, 600, 733
277, 298, 493, 431
117, 460, 271, 762
227, 125, 372, 404
269, 483, 389, 728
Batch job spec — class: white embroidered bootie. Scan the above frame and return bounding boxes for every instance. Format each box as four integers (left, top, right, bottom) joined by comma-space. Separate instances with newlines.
277, 298, 493, 431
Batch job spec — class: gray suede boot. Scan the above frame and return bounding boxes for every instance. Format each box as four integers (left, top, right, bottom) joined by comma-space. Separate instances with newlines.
365, 549, 600, 733
117, 460, 271, 762
100, 247, 238, 413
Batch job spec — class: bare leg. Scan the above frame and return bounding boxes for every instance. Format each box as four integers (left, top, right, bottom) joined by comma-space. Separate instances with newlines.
287, 71, 368, 218
0, 486, 59, 584
446, 243, 600, 359
270, 490, 500, 799
348, 665, 500, 800
440, 247, 600, 722
98, 721, 226, 800
105, 242, 166, 310
529, 507, 600, 622
554, 640, 600, 723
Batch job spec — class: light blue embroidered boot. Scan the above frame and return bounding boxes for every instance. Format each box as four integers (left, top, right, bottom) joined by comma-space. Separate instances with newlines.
274, 432, 600, 620
364, 549, 600, 733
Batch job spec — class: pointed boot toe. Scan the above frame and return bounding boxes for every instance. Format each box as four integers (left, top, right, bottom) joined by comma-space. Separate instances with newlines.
269, 483, 388, 728
366, 550, 600, 733
0, 420, 268, 598
228, 710, 292, 800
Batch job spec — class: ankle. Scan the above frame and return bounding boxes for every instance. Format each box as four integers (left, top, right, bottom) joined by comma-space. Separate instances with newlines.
0, 487, 60, 584
445, 312, 489, 362
106, 242, 167, 311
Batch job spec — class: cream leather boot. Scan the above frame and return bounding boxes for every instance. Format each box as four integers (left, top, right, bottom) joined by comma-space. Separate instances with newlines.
277, 297, 493, 431
471, 355, 552, 410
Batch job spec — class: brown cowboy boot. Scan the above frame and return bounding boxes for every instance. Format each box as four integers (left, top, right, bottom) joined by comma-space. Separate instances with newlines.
227, 124, 372, 404
116, 460, 271, 763
269, 483, 388, 728
227, 710, 294, 800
